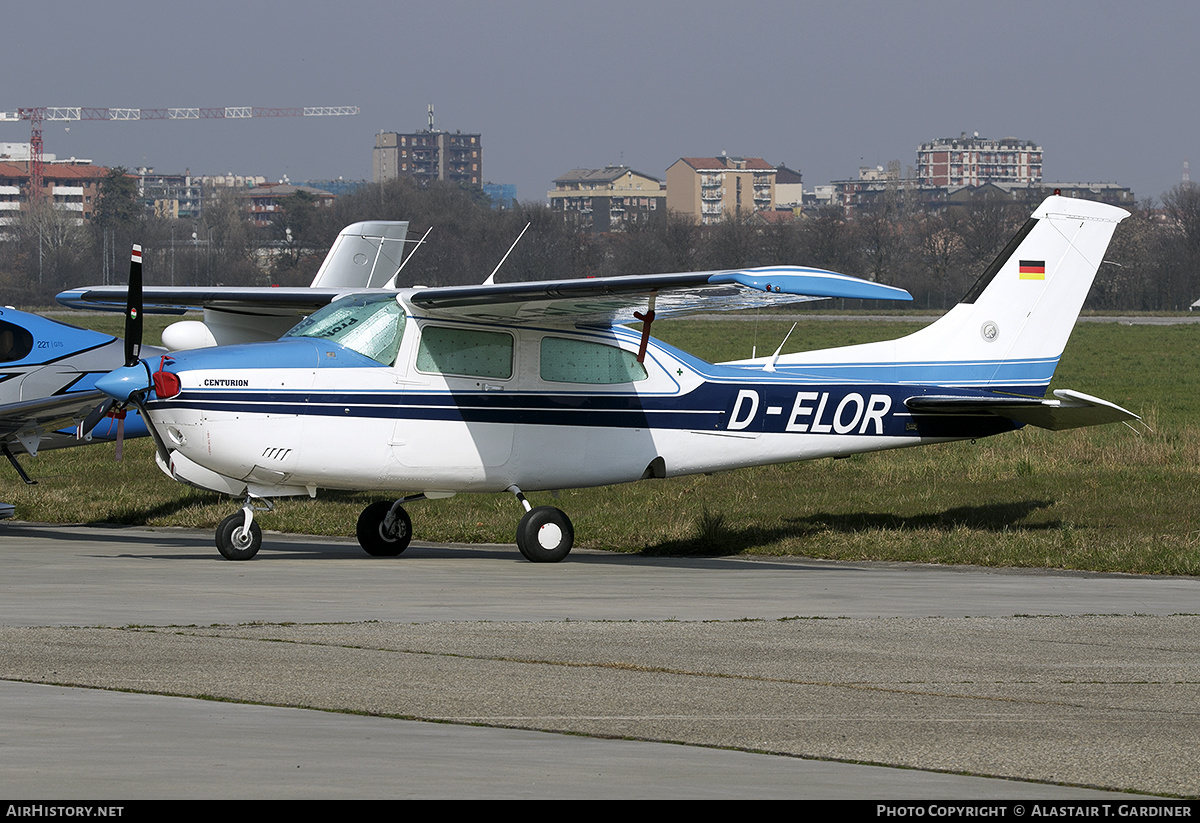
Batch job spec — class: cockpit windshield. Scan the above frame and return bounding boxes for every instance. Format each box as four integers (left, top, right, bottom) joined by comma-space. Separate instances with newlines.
283, 294, 406, 365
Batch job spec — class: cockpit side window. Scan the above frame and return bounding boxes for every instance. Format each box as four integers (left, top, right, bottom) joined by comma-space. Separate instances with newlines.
540, 336, 648, 384
284, 294, 406, 365
416, 326, 513, 379
0, 320, 34, 363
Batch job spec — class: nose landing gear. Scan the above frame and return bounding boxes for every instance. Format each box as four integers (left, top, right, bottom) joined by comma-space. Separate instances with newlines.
215, 497, 272, 561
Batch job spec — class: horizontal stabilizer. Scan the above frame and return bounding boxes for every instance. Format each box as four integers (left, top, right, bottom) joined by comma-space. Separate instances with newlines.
905, 389, 1139, 431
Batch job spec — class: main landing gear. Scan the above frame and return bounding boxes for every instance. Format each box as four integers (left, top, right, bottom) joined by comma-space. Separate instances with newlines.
350, 485, 574, 563
212, 487, 575, 562
509, 486, 574, 563
356, 499, 413, 556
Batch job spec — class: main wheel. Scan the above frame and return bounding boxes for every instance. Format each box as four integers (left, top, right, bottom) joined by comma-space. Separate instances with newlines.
216, 512, 262, 561
516, 506, 574, 563
356, 501, 412, 557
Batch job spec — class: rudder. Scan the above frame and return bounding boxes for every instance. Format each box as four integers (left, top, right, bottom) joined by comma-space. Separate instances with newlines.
777, 196, 1129, 393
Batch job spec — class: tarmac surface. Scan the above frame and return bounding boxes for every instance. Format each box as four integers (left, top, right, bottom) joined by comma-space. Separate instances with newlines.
1, 523, 1197, 799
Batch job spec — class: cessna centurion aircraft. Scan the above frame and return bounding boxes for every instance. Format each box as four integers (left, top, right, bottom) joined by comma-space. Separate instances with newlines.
61, 196, 1137, 563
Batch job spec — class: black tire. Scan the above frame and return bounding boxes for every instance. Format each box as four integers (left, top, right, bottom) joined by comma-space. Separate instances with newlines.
516, 506, 573, 563
356, 501, 412, 557
216, 512, 262, 561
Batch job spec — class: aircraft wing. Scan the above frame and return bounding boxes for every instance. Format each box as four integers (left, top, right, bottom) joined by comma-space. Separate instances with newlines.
55, 286, 390, 315
0, 389, 107, 440
905, 389, 1139, 431
58, 266, 910, 326
408, 266, 913, 325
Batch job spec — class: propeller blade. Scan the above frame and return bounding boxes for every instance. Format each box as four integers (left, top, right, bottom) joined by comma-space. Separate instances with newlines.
77, 398, 116, 440
124, 244, 143, 367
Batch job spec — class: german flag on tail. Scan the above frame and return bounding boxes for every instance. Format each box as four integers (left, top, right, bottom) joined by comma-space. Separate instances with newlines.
1019, 260, 1046, 280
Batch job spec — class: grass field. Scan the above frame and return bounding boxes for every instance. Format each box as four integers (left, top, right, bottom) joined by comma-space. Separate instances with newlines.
4, 312, 1197, 575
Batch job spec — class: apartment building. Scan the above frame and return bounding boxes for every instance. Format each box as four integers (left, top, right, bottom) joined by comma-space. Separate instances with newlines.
0, 160, 107, 226
548, 166, 664, 231
918, 133, 1042, 187
373, 130, 482, 187
665, 156, 776, 224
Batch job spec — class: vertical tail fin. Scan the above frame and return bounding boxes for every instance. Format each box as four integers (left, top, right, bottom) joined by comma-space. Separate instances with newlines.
308, 221, 410, 289
783, 196, 1129, 393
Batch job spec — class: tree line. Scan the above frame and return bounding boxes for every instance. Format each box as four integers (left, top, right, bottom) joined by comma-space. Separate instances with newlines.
3, 169, 1199, 312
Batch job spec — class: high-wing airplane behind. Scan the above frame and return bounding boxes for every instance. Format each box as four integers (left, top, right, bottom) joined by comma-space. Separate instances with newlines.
72, 196, 1138, 563
0, 220, 415, 489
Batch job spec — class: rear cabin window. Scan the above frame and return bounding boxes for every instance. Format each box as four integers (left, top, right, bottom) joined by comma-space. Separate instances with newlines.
284, 294, 406, 366
540, 337, 647, 384
416, 326, 513, 379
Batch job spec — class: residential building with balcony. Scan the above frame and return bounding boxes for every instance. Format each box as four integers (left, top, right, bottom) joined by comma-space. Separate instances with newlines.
373, 129, 482, 187
666, 156, 776, 224
548, 166, 664, 231
918, 133, 1042, 187
136, 167, 203, 219
0, 159, 107, 227
237, 183, 335, 227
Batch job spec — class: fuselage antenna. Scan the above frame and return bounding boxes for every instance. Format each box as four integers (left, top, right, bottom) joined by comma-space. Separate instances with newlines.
483, 222, 531, 285
763, 323, 798, 372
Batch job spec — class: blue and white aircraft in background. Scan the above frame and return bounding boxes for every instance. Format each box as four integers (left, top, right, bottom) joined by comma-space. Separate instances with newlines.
0, 220, 414, 492
0, 307, 156, 490
67, 196, 1138, 563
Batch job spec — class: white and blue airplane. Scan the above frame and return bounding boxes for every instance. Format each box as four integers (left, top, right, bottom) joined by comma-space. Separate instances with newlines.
65, 196, 1138, 562
0, 306, 159, 483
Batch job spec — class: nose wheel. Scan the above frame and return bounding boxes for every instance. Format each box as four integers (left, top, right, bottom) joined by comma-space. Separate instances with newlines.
216, 510, 262, 561
214, 497, 273, 560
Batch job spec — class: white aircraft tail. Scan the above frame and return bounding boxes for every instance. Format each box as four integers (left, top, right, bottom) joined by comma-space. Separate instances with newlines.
163, 221, 413, 350
309, 221, 410, 289
778, 196, 1129, 392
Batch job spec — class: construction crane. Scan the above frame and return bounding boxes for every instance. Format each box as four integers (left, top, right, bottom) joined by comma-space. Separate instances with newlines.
0, 105, 359, 199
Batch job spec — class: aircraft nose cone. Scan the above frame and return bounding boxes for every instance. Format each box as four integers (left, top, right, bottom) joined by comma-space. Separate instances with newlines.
95, 364, 150, 402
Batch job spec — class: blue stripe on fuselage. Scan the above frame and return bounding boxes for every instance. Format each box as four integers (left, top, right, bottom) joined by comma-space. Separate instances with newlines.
151, 381, 1020, 440
150, 332, 1028, 440
610, 329, 1056, 394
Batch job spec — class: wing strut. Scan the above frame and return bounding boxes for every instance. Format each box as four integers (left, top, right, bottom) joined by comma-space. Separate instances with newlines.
633, 295, 657, 364
2, 444, 36, 485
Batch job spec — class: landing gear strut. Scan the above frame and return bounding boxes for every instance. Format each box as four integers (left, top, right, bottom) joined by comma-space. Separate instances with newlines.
356, 500, 413, 556
215, 498, 269, 561
510, 486, 574, 563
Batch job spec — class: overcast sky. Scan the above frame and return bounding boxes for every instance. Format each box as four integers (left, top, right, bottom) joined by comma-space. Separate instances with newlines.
4, 0, 1195, 204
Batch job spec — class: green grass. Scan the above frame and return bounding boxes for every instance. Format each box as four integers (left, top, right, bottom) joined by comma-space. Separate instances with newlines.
6, 314, 1198, 575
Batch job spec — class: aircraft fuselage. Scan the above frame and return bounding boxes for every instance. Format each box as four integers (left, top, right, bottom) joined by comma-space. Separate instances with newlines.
142, 311, 1018, 500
